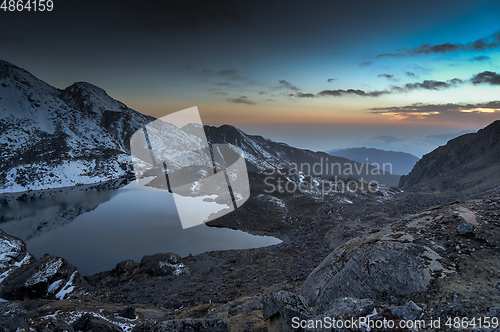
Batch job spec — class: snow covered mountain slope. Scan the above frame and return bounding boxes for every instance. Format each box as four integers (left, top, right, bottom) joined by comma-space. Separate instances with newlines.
205, 125, 400, 186
0, 60, 153, 193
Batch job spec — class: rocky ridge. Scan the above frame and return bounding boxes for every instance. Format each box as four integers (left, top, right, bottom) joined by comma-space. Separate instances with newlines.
400, 120, 500, 194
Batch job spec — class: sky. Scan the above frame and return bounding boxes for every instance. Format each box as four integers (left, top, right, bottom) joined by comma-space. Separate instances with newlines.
1, 0, 500, 156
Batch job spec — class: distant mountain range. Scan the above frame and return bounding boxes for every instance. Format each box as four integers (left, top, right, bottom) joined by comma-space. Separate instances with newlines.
0, 60, 399, 193
400, 120, 500, 194
326, 147, 420, 176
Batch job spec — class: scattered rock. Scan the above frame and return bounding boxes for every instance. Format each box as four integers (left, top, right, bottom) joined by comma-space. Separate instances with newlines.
199, 295, 211, 304
72, 314, 122, 332
118, 306, 136, 319
241, 299, 262, 312
0, 314, 29, 332
130, 321, 156, 332
224, 298, 263, 316
457, 223, 476, 235
137, 253, 187, 276
0, 255, 85, 301
0, 230, 32, 285
388, 300, 423, 320
324, 297, 375, 317
262, 290, 315, 331
37, 321, 74, 332
112, 260, 139, 276
151, 318, 229, 332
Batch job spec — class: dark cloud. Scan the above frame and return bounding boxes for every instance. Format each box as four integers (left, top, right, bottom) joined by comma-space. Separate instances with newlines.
471, 71, 500, 85
317, 89, 388, 97
359, 61, 373, 67
401, 78, 463, 91
377, 43, 461, 57
327, 78, 337, 83
370, 100, 500, 114
227, 96, 256, 105
296, 93, 316, 98
376, 31, 500, 58
217, 82, 235, 87
217, 69, 247, 81
471, 55, 490, 61
368, 100, 500, 124
378, 74, 397, 81
471, 38, 497, 50
406, 72, 416, 77
207, 88, 228, 96
286, 71, 495, 100
278, 80, 301, 91
315, 77, 463, 98
200, 68, 249, 81
193, 67, 256, 96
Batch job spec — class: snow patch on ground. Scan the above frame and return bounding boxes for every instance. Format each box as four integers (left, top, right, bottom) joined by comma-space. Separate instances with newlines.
158, 261, 188, 276
54, 271, 77, 300
37, 309, 137, 332
25, 258, 63, 287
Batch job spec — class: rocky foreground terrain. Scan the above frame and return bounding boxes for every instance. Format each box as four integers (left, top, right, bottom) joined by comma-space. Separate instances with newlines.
0, 165, 499, 331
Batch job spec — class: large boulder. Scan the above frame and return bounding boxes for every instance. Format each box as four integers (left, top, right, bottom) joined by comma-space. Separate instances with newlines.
0, 230, 32, 287
0, 255, 85, 300
262, 290, 316, 331
388, 300, 423, 320
72, 314, 122, 332
301, 238, 436, 311
136, 253, 187, 277
323, 297, 375, 317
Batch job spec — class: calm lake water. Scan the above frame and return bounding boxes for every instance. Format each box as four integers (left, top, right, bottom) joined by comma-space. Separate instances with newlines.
0, 179, 281, 275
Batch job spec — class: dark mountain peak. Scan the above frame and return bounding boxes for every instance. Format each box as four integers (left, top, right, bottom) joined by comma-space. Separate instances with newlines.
205, 124, 248, 144
61, 81, 131, 118
399, 120, 500, 193
211, 124, 244, 136
477, 119, 500, 138
65, 81, 108, 96
62, 81, 119, 106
